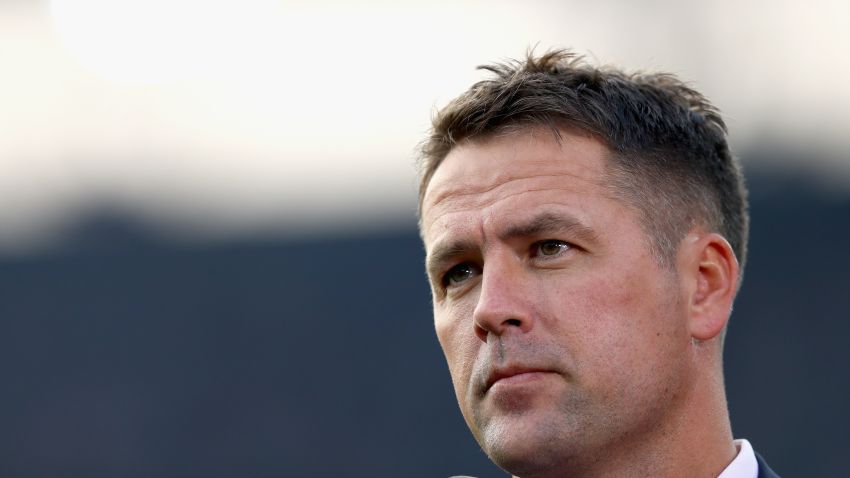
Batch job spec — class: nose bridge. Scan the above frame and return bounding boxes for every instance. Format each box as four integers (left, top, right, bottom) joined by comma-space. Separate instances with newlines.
473, 250, 533, 339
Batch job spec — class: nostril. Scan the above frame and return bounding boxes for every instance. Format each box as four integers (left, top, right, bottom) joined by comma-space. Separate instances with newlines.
505, 318, 522, 327
474, 322, 489, 342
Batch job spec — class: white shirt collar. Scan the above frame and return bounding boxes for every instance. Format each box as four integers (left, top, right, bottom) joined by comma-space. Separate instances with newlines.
717, 439, 758, 478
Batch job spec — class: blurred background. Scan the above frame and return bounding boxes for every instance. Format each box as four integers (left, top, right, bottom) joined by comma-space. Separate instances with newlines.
1, 0, 848, 476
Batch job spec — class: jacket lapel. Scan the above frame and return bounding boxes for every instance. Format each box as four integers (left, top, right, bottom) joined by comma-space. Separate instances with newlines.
755, 451, 780, 478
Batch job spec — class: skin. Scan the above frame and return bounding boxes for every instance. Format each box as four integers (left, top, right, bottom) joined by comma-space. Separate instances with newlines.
421, 129, 741, 478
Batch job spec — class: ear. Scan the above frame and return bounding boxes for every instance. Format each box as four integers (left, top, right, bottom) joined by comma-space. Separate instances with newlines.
680, 232, 740, 341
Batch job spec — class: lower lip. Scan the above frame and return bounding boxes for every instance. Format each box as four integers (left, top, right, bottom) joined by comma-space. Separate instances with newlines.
490, 371, 552, 390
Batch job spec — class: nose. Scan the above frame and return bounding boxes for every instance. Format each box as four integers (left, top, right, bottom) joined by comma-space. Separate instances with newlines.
472, 258, 534, 342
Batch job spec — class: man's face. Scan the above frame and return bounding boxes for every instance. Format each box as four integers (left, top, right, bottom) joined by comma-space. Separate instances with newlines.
421, 130, 694, 476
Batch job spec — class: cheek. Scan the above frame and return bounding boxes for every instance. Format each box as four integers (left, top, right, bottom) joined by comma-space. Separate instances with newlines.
584, 252, 681, 329
434, 300, 480, 403
540, 261, 686, 384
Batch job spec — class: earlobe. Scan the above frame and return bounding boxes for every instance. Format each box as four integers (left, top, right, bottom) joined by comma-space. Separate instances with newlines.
686, 233, 740, 341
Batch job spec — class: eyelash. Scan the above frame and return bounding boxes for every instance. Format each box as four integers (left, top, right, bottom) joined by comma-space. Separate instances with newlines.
439, 240, 574, 290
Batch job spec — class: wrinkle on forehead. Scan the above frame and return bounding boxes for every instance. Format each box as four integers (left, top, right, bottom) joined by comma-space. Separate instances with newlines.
422, 182, 597, 238
426, 168, 600, 211
423, 171, 606, 240
420, 130, 613, 243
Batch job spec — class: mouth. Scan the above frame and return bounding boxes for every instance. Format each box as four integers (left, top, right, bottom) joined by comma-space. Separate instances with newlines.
484, 366, 554, 392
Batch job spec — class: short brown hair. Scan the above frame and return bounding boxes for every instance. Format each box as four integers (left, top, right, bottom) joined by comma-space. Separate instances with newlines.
418, 49, 749, 273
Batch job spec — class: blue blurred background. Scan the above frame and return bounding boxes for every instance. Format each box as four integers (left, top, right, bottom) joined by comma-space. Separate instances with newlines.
1, 1, 848, 476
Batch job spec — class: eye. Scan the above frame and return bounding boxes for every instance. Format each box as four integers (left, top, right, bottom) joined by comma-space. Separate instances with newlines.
534, 239, 571, 257
442, 263, 479, 288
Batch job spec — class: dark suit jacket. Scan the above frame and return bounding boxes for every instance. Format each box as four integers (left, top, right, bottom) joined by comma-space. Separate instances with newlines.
756, 451, 780, 478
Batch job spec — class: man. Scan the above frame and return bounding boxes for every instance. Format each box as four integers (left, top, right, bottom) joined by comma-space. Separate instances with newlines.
417, 50, 780, 478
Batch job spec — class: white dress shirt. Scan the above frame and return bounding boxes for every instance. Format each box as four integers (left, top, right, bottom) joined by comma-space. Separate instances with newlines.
717, 438, 759, 478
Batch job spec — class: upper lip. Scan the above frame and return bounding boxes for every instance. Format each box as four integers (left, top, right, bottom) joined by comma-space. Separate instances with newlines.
484, 365, 551, 391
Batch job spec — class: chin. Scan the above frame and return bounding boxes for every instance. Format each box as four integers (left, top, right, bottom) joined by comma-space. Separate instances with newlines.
488, 446, 568, 478
477, 413, 576, 478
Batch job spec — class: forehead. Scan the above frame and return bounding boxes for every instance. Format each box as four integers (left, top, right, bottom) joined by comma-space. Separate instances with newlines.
421, 130, 613, 245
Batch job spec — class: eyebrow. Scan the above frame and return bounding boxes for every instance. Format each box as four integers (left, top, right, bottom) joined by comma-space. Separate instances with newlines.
500, 211, 599, 244
426, 239, 477, 280
425, 210, 599, 278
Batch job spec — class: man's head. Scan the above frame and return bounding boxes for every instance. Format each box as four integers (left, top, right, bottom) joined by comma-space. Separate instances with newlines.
419, 50, 749, 477
419, 49, 748, 272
